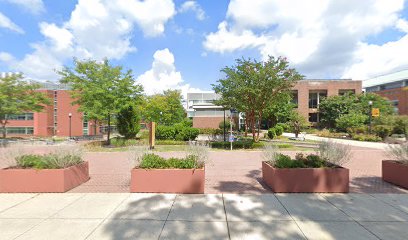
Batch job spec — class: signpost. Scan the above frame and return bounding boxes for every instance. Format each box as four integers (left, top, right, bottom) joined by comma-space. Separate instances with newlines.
149, 122, 155, 150
372, 108, 380, 117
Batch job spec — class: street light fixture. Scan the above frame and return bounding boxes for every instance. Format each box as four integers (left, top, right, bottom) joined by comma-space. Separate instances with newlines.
68, 113, 72, 138
368, 101, 373, 134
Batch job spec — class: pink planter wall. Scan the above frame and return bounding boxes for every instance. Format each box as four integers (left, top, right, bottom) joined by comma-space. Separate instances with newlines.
0, 162, 89, 193
262, 161, 349, 193
382, 160, 408, 189
131, 168, 205, 193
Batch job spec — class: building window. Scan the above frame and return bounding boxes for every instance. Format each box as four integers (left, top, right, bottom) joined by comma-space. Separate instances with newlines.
309, 113, 318, 123
4, 127, 34, 134
339, 89, 355, 95
309, 91, 327, 108
83, 118, 88, 136
6, 113, 34, 120
291, 90, 298, 107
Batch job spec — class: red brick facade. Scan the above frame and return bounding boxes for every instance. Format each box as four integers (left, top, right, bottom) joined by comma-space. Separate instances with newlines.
372, 87, 408, 115
193, 117, 224, 129
6, 89, 99, 137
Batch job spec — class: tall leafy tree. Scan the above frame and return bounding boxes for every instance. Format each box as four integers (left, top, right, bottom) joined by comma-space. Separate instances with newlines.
143, 90, 185, 125
0, 74, 50, 138
59, 59, 143, 145
213, 56, 303, 141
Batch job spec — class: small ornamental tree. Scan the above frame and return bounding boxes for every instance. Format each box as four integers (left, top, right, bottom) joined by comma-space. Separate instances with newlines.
0, 74, 50, 138
290, 111, 309, 138
213, 56, 303, 141
117, 105, 141, 139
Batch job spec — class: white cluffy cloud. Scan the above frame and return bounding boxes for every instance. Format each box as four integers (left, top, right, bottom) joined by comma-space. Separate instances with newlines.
0, 12, 24, 33
0, 0, 176, 80
5, 0, 45, 14
179, 1, 206, 21
204, 0, 408, 80
137, 48, 200, 98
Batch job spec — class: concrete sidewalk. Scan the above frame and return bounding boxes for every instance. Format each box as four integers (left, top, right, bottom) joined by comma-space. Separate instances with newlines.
283, 132, 391, 150
1, 193, 407, 239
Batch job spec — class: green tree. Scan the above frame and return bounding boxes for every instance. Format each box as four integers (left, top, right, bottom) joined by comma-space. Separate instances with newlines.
59, 59, 143, 145
289, 111, 309, 138
117, 104, 141, 139
319, 92, 394, 129
264, 91, 296, 127
335, 112, 368, 132
143, 90, 185, 125
213, 56, 303, 141
0, 74, 50, 138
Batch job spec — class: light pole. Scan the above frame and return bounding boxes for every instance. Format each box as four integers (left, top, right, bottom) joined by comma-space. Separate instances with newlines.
223, 108, 226, 142
68, 113, 72, 138
368, 101, 373, 134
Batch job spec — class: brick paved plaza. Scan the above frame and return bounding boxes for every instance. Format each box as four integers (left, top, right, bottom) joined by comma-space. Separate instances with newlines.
66, 146, 408, 194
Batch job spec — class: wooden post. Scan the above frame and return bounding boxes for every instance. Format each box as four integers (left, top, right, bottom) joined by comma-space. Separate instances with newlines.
149, 122, 156, 149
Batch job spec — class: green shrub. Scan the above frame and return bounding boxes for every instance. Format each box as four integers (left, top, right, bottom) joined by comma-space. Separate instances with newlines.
219, 120, 234, 130
156, 125, 199, 141
276, 123, 290, 132
335, 112, 368, 132
16, 154, 48, 169
392, 116, 408, 135
156, 125, 176, 140
117, 105, 141, 139
273, 154, 294, 168
156, 140, 186, 145
373, 125, 393, 140
210, 140, 254, 149
351, 134, 382, 142
276, 143, 292, 148
15, 151, 83, 170
267, 128, 276, 139
110, 137, 139, 147
272, 153, 327, 168
347, 126, 368, 136
252, 142, 265, 148
138, 153, 202, 169
274, 125, 284, 136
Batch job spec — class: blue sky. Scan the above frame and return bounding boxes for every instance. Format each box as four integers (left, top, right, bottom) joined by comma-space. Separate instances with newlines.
1, 0, 408, 96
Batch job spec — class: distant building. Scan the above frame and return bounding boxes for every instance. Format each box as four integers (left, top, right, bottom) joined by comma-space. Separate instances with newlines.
187, 79, 362, 128
0, 76, 99, 137
363, 70, 408, 115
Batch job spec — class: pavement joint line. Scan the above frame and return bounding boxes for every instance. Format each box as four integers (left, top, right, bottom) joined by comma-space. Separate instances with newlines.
221, 194, 231, 240
12, 193, 88, 240
0, 193, 39, 214
157, 193, 177, 240
273, 194, 308, 240
368, 193, 408, 217
321, 194, 382, 240
84, 193, 131, 240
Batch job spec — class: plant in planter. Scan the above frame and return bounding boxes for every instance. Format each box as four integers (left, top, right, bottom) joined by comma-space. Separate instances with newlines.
0, 145, 89, 193
262, 141, 351, 193
382, 143, 408, 189
129, 144, 209, 193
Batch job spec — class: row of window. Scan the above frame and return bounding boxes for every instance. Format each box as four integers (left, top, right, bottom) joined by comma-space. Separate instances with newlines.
6, 113, 33, 121
291, 89, 355, 109
366, 79, 408, 92
0, 127, 34, 134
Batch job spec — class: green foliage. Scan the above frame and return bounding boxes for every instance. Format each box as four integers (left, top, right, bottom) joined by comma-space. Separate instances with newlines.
276, 123, 290, 132
274, 125, 284, 136
212, 56, 303, 141
59, 59, 143, 145
156, 140, 186, 145
110, 137, 140, 147
391, 115, 408, 135
373, 125, 393, 140
156, 125, 199, 141
267, 128, 276, 139
335, 112, 368, 132
142, 90, 185, 126
0, 74, 50, 138
15, 153, 83, 169
139, 153, 201, 169
219, 120, 234, 130
199, 128, 223, 135
273, 153, 327, 168
117, 104, 141, 139
319, 92, 394, 129
210, 140, 255, 149
351, 134, 382, 142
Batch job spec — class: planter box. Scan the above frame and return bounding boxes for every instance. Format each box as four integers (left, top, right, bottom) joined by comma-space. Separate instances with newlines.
131, 168, 205, 193
262, 161, 349, 193
0, 162, 89, 193
382, 160, 408, 189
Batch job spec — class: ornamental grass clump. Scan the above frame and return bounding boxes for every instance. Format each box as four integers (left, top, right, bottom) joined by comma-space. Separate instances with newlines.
386, 143, 408, 165
14, 145, 84, 169
318, 140, 352, 167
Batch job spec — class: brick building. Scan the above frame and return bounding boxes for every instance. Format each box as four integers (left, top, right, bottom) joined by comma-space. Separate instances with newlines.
363, 70, 408, 115
188, 79, 362, 128
3, 82, 99, 137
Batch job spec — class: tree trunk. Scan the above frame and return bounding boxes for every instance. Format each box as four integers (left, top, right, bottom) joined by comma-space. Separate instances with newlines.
1, 124, 6, 139
256, 113, 262, 142
1, 116, 7, 139
107, 114, 111, 145
94, 120, 97, 136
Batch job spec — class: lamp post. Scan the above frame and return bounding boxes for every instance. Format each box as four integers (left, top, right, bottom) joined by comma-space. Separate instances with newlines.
223, 108, 226, 142
68, 113, 72, 138
368, 101, 373, 134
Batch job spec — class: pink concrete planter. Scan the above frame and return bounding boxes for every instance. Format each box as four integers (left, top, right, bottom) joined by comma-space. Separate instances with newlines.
0, 162, 89, 193
382, 160, 408, 189
130, 168, 205, 193
262, 161, 349, 193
